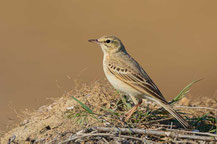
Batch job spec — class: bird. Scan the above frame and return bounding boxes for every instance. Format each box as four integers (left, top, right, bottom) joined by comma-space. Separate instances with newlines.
88, 35, 190, 129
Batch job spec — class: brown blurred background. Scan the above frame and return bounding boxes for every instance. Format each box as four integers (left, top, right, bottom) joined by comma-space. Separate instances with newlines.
0, 0, 217, 131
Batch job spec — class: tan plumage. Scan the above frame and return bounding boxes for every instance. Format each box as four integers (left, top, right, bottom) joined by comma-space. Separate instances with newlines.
89, 35, 190, 129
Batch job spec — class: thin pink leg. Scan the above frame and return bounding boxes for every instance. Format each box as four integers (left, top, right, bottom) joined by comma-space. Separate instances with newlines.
125, 99, 142, 121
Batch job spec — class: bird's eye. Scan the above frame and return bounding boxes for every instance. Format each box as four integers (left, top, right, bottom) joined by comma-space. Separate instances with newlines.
105, 40, 111, 43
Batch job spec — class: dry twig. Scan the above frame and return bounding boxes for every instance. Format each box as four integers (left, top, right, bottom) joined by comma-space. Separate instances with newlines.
91, 127, 217, 141
175, 106, 217, 111
59, 126, 217, 143
60, 133, 144, 144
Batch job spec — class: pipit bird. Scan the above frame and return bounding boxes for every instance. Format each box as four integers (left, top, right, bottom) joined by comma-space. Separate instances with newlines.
88, 35, 190, 129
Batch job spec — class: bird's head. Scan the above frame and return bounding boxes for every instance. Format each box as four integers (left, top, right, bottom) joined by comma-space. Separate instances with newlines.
88, 35, 125, 54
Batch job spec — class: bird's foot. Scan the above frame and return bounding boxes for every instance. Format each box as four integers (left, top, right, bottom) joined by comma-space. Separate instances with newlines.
124, 99, 142, 121
124, 106, 138, 121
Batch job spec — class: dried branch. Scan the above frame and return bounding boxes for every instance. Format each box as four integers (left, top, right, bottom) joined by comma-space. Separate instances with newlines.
167, 129, 217, 138
175, 105, 217, 111
90, 127, 217, 141
60, 133, 144, 144
59, 126, 217, 143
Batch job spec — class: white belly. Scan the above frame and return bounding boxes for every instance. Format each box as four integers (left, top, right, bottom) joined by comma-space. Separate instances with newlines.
103, 65, 141, 96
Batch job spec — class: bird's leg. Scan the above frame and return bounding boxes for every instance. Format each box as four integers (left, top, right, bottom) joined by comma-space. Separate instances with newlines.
125, 99, 142, 121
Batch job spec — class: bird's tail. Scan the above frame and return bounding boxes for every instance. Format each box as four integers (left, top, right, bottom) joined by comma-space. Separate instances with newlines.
146, 96, 190, 129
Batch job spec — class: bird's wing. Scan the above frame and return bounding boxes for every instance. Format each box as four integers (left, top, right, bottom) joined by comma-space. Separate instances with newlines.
106, 62, 167, 102
139, 66, 164, 97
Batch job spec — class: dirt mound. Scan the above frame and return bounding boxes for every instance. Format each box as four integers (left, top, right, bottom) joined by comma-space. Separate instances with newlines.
1, 81, 117, 143
1, 81, 216, 143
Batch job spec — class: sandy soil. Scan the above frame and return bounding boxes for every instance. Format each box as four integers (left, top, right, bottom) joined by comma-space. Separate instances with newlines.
1, 81, 216, 143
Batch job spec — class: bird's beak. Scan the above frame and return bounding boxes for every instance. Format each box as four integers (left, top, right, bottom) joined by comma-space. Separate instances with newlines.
88, 39, 99, 43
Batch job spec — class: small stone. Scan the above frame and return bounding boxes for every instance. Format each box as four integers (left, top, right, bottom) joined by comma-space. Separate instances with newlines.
178, 97, 190, 106
66, 106, 74, 110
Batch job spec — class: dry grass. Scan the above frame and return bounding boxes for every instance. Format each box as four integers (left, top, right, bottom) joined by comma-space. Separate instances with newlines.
1, 80, 216, 143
